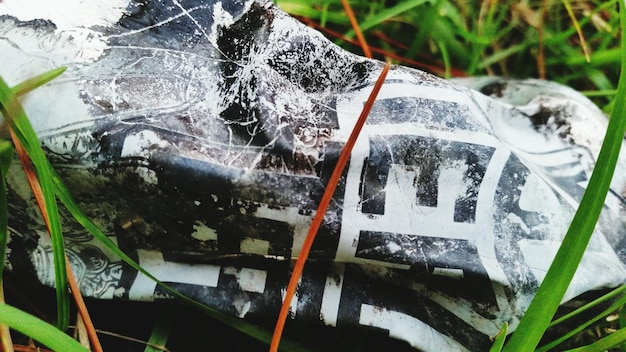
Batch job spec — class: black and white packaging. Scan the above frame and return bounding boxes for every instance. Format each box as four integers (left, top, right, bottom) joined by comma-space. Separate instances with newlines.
1, 1, 626, 350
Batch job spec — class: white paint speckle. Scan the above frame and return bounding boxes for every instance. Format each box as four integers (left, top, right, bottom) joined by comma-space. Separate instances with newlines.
120, 130, 170, 158
240, 238, 270, 255
223, 266, 267, 293
191, 221, 218, 242
233, 298, 251, 318
209, 2, 234, 46
386, 242, 402, 254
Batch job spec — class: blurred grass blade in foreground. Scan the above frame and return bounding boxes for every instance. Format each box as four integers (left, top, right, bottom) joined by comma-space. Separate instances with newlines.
0, 71, 70, 330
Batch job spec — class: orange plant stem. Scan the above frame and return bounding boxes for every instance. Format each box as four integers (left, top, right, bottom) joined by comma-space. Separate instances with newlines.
269, 61, 391, 351
65, 258, 102, 352
341, 0, 372, 58
10, 130, 103, 352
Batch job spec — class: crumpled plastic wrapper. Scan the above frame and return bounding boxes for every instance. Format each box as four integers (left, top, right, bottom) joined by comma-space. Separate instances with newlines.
2, 0, 626, 350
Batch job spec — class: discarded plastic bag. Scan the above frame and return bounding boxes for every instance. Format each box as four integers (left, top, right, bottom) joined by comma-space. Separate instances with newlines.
2, 0, 626, 350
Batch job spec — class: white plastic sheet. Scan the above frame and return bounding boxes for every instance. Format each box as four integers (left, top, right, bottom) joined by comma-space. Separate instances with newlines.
2, 1, 626, 350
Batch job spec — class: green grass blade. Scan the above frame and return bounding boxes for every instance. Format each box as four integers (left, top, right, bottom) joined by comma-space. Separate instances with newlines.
620, 304, 626, 351
549, 285, 626, 328
320, 2, 330, 27
0, 303, 89, 352
563, 326, 626, 352
435, 39, 451, 79
0, 141, 12, 352
275, 0, 349, 25
0, 140, 13, 283
407, 0, 447, 59
479, 42, 530, 69
10, 67, 66, 98
342, 0, 433, 38
537, 293, 626, 351
144, 312, 172, 352
557, 48, 621, 67
0, 74, 70, 330
501, 1, 626, 350
489, 322, 508, 352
